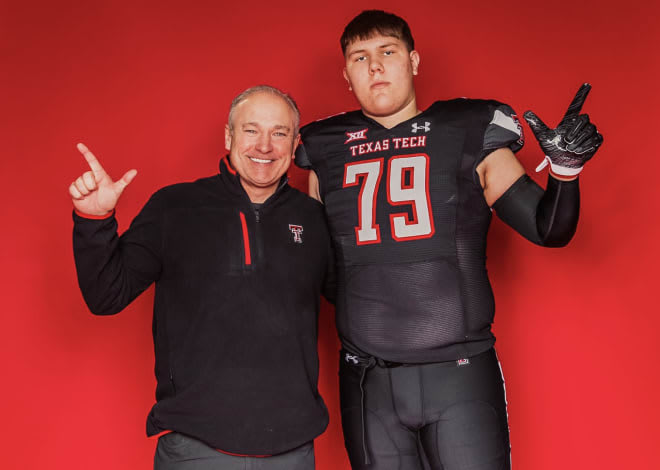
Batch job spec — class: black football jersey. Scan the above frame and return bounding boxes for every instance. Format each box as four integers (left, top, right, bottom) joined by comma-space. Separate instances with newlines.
297, 99, 524, 363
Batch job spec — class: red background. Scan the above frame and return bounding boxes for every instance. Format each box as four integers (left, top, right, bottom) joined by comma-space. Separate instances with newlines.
2, 0, 659, 468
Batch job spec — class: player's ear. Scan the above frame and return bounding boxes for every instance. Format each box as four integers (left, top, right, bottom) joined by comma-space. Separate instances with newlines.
224, 124, 232, 151
410, 50, 420, 76
343, 68, 353, 91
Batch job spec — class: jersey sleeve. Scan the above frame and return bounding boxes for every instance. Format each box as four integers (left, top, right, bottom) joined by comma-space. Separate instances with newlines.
483, 102, 524, 154
295, 139, 312, 169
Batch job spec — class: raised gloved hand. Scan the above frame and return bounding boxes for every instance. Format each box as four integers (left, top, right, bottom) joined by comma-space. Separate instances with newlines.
523, 83, 603, 177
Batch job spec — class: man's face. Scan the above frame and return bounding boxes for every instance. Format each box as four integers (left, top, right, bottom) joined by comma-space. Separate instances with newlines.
225, 92, 299, 202
343, 34, 419, 119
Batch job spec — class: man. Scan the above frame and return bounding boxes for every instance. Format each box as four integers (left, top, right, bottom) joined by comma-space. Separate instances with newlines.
70, 85, 334, 469
295, 10, 602, 470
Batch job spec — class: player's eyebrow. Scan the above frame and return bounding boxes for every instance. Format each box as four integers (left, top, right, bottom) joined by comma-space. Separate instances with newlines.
348, 42, 399, 57
347, 48, 367, 57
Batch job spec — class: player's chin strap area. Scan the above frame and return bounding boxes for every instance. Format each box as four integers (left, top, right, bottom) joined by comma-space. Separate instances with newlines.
342, 349, 403, 465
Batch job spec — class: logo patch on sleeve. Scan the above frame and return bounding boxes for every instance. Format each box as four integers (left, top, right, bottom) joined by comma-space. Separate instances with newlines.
491, 110, 524, 144
511, 114, 524, 146
456, 358, 470, 367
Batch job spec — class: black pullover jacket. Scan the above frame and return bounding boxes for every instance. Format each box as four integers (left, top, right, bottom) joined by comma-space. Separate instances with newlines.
73, 157, 334, 455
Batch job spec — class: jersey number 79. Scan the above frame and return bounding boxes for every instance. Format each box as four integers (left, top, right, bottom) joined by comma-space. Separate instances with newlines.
343, 154, 435, 245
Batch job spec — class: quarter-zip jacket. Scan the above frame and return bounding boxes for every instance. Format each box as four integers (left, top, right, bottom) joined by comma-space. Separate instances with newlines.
73, 157, 334, 455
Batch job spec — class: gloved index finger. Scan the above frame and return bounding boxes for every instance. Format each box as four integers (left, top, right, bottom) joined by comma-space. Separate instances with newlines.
561, 83, 592, 122
523, 110, 550, 136
77, 142, 106, 177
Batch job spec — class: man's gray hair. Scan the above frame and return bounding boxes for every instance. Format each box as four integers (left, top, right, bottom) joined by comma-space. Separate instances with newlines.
228, 85, 300, 135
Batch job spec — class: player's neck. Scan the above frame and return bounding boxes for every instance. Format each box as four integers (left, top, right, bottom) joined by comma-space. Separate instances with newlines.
364, 97, 420, 129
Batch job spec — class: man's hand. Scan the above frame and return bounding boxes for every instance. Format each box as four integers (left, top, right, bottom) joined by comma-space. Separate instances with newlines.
524, 83, 603, 177
69, 143, 137, 216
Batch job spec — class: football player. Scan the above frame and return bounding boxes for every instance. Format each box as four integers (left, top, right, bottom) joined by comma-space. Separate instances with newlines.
296, 9, 602, 470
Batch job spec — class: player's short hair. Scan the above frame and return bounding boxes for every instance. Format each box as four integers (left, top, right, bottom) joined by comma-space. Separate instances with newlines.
340, 10, 415, 55
228, 85, 300, 135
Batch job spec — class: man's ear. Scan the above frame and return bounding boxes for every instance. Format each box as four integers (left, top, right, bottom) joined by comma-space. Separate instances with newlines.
343, 68, 351, 88
410, 50, 420, 76
224, 125, 232, 151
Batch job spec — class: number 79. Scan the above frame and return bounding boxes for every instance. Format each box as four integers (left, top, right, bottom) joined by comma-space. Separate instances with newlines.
343, 154, 435, 245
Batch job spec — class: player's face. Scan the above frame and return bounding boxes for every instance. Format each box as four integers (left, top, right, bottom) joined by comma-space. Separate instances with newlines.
343, 34, 419, 119
225, 92, 299, 202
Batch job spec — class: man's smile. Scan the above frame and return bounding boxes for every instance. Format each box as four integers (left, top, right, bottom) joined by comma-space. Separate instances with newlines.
249, 157, 274, 164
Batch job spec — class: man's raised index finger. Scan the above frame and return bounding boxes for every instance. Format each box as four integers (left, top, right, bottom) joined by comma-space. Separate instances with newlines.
76, 142, 106, 176
562, 83, 592, 121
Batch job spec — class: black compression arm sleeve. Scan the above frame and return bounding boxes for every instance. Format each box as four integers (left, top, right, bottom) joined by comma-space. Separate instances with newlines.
492, 174, 580, 247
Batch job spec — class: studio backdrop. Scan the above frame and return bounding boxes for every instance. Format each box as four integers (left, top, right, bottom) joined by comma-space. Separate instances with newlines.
1, 0, 658, 468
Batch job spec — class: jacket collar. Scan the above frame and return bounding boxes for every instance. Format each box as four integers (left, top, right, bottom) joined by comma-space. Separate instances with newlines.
218, 155, 290, 202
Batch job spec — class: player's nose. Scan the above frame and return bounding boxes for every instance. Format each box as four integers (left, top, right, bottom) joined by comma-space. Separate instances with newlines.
369, 58, 384, 74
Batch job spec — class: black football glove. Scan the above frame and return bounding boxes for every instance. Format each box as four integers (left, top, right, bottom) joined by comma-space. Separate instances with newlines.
523, 83, 603, 176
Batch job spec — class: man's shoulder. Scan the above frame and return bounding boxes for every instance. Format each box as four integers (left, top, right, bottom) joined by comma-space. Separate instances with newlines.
150, 174, 220, 203
285, 185, 325, 213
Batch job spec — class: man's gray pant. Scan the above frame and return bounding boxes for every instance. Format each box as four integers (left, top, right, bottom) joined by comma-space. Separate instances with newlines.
154, 432, 315, 470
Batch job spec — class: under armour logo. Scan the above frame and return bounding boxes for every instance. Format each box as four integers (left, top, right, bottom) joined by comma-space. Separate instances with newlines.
411, 121, 431, 133
344, 128, 368, 144
288, 224, 303, 243
345, 353, 359, 365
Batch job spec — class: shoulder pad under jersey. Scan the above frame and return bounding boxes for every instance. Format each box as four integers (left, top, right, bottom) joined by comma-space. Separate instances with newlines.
295, 110, 366, 170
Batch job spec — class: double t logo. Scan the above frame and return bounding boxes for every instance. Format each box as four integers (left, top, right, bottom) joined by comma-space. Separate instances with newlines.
288, 224, 303, 243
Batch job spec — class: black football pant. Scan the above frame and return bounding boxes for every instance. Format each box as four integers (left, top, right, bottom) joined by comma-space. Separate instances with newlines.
339, 348, 510, 470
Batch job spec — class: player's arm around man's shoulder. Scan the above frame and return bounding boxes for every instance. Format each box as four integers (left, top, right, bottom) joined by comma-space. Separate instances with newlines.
478, 84, 603, 247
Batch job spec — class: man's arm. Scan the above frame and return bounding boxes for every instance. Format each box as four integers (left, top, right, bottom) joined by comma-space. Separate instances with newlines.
70, 143, 162, 315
